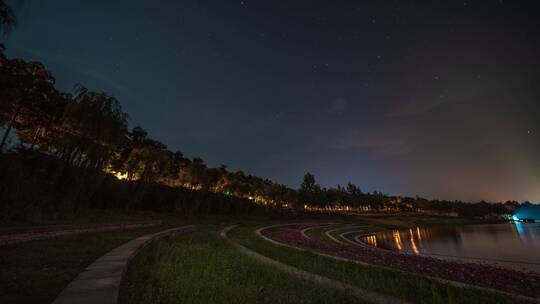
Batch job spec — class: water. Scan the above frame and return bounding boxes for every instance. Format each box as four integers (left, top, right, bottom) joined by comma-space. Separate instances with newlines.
361, 223, 540, 273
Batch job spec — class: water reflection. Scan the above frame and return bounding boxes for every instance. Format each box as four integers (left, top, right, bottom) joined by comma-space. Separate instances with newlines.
360, 223, 540, 272
409, 228, 419, 255
361, 226, 459, 254
514, 221, 524, 239
364, 235, 377, 247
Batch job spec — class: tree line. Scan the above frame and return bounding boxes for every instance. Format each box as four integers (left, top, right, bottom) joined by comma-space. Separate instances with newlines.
0, 1, 519, 220
0, 45, 517, 218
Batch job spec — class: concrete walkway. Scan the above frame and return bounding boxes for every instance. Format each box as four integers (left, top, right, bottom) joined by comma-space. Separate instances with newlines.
221, 225, 409, 304
53, 225, 195, 304
0, 221, 162, 246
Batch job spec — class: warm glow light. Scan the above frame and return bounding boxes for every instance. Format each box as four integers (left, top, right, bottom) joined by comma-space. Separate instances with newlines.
393, 230, 403, 251
366, 235, 377, 247
114, 172, 128, 180
409, 229, 420, 255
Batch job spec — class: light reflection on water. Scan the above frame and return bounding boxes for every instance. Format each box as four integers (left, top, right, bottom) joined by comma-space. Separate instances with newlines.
361, 223, 540, 272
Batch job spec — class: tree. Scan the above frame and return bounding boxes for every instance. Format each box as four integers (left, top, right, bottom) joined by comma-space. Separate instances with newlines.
123, 136, 170, 182
0, 57, 57, 151
346, 182, 361, 196
0, 0, 16, 40
299, 172, 321, 209
300, 172, 317, 192
187, 157, 209, 189
213, 164, 230, 191
129, 145, 170, 183
16, 90, 70, 150
49, 84, 129, 169
162, 150, 188, 186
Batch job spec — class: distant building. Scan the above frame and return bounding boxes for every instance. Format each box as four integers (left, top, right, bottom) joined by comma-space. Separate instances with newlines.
513, 204, 540, 222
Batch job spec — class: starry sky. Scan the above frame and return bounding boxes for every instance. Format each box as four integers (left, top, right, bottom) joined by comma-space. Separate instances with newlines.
4, 0, 540, 202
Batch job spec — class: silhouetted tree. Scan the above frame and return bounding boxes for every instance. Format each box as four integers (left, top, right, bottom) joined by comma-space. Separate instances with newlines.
0, 0, 16, 41
0, 57, 56, 151
49, 84, 129, 169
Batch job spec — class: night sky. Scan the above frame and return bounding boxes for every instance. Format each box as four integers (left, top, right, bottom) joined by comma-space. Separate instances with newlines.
5, 1, 540, 202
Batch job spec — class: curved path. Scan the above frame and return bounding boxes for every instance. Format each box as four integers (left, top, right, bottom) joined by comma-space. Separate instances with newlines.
300, 223, 341, 240
0, 221, 163, 246
221, 225, 409, 304
53, 225, 195, 304
325, 225, 368, 245
258, 223, 540, 302
340, 230, 378, 249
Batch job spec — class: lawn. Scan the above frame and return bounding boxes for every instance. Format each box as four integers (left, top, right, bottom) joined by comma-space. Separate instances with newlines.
119, 228, 367, 304
304, 224, 380, 242
229, 224, 533, 304
1, 213, 525, 304
0, 224, 179, 304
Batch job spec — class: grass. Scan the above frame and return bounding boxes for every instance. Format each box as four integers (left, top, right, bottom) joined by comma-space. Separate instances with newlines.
229, 224, 533, 304
304, 224, 380, 242
119, 228, 367, 304
0, 213, 519, 304
0, 214, 298, 304
0, 225, 176, 304
303, 224, 340, 241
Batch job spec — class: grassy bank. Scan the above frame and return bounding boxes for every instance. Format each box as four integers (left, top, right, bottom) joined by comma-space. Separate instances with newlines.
0, 224, 178, 304
1, 213, 515, 304
229, 224, 531, 304
119, 228, 366, 304
304, 224, 380, 242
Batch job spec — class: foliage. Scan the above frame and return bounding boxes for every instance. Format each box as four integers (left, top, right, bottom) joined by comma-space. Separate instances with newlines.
0, 151, 268, 222
0, 54, 59, 150
0, 0, 15, 39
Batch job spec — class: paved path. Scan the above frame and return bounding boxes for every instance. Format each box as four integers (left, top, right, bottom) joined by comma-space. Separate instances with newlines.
325, 225, 368, 245
52, 225, 195, 304
0, 221, 162, 246
221, 225, 409, 304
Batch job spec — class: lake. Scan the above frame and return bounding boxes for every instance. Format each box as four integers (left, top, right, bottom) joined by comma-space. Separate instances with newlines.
360, 222, 540, 273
